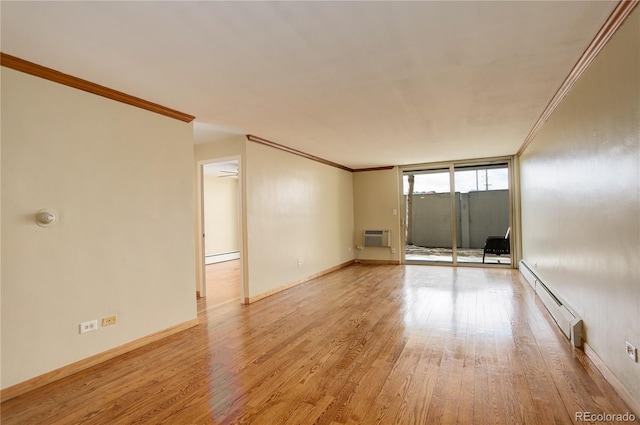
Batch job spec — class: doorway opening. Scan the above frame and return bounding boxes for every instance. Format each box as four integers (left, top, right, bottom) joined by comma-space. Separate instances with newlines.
197, 157, 244, 311
402, 159, 513, 266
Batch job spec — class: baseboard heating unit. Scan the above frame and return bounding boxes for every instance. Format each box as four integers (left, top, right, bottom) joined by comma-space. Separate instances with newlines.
205, 251, 240, 265
519, 260, 583, 347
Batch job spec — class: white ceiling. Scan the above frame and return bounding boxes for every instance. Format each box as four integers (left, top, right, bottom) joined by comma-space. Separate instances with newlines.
1, 1, 617, 169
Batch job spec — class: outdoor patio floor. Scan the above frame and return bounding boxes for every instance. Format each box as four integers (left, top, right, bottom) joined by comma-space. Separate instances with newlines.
405, 245, 511, 265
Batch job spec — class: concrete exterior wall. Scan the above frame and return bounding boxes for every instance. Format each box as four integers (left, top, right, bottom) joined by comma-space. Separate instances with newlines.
409, 193, 460, 248
468, 190, 509, 248
408, 189, 509, 248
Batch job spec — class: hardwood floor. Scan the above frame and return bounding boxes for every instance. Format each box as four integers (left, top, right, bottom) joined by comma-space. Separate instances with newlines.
2, 264, 637, 424
198, 260, 242, 313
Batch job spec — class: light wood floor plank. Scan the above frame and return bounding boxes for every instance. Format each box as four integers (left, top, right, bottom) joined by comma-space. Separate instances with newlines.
2, 264, 638, 424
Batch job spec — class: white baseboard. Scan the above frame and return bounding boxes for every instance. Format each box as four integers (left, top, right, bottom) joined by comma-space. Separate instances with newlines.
205, 251, 240, 265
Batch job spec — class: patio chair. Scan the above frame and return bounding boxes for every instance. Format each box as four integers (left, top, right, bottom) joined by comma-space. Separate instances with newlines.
482, 227, 510, 263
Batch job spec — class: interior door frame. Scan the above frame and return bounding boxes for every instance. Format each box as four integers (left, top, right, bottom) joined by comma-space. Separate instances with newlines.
196, 155, 245, 301
399, 156, 517, 268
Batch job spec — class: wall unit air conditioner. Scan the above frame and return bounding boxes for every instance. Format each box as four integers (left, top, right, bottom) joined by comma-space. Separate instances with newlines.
363, 230, 391, 247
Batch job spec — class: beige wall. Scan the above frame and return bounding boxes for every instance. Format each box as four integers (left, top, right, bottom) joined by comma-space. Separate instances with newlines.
1, 68, 197, 388
195, 136, 247, 162
520, 11, 640, 404
352, 168, 402, 262
245, 142, 355, 298
195, 138, 355, 300
203, 174, 239, 256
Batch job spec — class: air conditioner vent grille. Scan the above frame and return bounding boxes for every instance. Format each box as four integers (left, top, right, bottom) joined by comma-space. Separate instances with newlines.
363, 230, 390, 247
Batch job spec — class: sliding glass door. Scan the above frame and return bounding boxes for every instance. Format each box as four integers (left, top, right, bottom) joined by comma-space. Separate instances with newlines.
403, 159, 512, 266
403, 168, 454, 263
454, 163, 510, 264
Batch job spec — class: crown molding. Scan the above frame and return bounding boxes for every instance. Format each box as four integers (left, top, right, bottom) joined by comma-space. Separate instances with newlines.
517, 0, 639, 156
245, 135, 397, 172
352, 166, 395, 172
246, 135, 354, 172
1, 52, 195, 123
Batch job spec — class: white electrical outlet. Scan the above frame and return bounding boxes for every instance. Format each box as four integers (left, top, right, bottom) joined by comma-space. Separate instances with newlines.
626, 341, 637, 362
391, 248, 396, 254
80, 319, 98, 334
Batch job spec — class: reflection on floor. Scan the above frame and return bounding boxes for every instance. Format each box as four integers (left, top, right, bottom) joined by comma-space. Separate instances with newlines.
197, 259, 241, 313
4, 264, 634, 424
405, 246, 511, 264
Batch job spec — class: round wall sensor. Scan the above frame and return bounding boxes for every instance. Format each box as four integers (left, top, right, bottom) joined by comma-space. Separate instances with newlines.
36, 209, 57, 227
